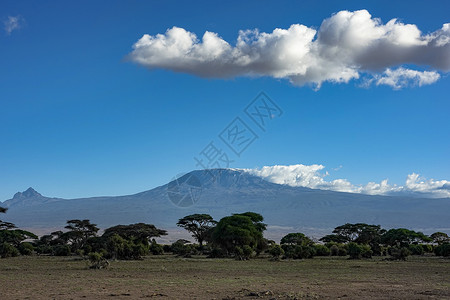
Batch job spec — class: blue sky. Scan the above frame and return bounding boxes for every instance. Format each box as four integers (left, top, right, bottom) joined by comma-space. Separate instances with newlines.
0, 0, 449, 200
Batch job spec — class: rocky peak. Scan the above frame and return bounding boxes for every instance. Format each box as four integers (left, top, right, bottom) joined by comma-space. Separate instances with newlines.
13, 187, 42, 199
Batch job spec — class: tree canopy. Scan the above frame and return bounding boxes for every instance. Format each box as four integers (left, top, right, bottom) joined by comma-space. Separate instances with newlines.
177, 214, 216, 246
212, 212, 266, 256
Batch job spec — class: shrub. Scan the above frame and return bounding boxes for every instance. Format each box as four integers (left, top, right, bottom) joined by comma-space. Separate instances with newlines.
54, 245, 72, 256
389, 246, 410, 260
162, 244, 171, 253
242, 245, 253, 260
150, 242, 164, 255
283, 245, 315, 259
420, 244, 433, 253
171, 240, 196, 257
348, 243, 372, 259
0, 242, 19, 258
408, 244, 424, 255
434, 243, 450, 257
208, 247, 227, 258
18, 242, 34, 255
338, 245, 348, 256
314, 244, 330, 256
330, 244, 339, 256
269, 244, 284, 260
88, 252, 109, 269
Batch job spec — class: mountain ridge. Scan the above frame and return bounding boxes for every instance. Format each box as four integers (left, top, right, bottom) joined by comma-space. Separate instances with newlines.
2, 169, 449, 239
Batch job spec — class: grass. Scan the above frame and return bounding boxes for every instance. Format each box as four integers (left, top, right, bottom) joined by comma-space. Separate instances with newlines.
0, 255, 449, 299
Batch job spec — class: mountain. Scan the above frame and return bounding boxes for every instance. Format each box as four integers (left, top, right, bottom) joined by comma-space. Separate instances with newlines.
1, 169, 450, 240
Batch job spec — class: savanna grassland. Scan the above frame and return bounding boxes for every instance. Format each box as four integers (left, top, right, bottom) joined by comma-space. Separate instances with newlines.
0, 255, 449, 299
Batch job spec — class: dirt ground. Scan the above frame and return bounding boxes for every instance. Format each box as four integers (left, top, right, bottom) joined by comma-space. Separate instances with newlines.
0, 255, 449, 299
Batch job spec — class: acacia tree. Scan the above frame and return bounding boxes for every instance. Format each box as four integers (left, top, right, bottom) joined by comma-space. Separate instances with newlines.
281, 233, 313, 246
177, 214, 216, 247
381, 228, 431, 247
62, 219, 99, 251
332, 223, 385, 244
102, 223, 167, 244
431, 232, 450, 245
212, 212, 266, 258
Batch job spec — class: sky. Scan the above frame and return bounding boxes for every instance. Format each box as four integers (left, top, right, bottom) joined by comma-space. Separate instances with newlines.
0, 0, 449, 201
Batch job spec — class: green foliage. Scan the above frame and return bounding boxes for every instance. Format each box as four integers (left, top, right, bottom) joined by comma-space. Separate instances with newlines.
314, 244, 330, 256
408, 244, 424, 255
430, 232, 450, 245
212, 212, 266, 257
171, 239, 197, 257
0, 229, 37, 247
268, 244, 284, 260
420, 244, 433, 253
18, 242, 34, 255
281, 233, 313, 246
177, 214, 216, 246
388, 246, 411, 260
326, 242, 347, 256
105, 234, 148, 260
162, 244, 171, 253
103, 223, 167, 246
207, 246, 227, 258
63, 219, 99, 251
332, 223, 385, 244
282, 244, 315, 259
348, 242, 372, 259
88, 252, 109, 269
320, 234, 348, 244
0, 242, 19, 258
434, 243, 450, 257
382, 228, 431, 247
54, 245, 72, 256
242, 245, 253, 260
149, 240, 164, 255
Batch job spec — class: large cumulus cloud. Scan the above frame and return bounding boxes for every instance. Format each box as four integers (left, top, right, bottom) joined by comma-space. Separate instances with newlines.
242, 164, 450, 198
128, 10, 449, 89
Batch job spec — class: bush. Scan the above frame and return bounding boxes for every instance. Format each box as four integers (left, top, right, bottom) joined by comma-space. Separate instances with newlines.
162, 244, 171, 253
330, 244, 339, 256
283, 245, 315, 259
18, 242, 34, 255
314, 244, 330, 256
208, 247, 227, 258
328, 243, 347, 256
348, 243, 372, 259
0, 242, 19, 258
88, 252, 109, 269
242, 245, 253, 260
389, 246, 410, 260
54, 245, 72, 256
408, 244, 424, 255
150, 242, 164, 255
269, 244, 284, 260
434, 243, 450, 257
171, 240, 197, 257
420, 244, 433, 253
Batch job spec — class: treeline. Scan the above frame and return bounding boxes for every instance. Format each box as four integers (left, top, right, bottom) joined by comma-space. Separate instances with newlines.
1, 207, 449, 267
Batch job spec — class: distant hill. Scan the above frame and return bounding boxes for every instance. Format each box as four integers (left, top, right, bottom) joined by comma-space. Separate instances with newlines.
2, 169, 449, 240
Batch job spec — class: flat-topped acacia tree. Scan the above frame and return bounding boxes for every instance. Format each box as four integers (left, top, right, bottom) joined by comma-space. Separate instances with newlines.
177, 214, 217, 247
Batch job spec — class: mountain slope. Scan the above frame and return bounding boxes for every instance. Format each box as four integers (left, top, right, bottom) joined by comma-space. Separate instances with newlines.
2, 169, 449, 238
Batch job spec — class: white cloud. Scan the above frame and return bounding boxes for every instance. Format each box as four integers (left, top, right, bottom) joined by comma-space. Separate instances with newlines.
128, 10, 449, 89
4, 15, 24, 35
374, 67, 440, 89
242, 164, 450, 198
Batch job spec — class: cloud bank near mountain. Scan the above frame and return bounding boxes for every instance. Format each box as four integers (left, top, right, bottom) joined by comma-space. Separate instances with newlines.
128, 10, 449, 89
242, 164, 450, 198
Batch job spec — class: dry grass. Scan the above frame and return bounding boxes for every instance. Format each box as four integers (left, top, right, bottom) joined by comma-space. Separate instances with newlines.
0, 255, 449, 299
